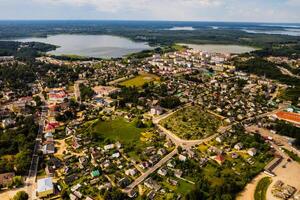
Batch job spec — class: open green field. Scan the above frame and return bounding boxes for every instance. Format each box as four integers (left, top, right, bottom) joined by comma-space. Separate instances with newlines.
160, 106, 222, 140
161, 179, 195, 196
91, 117, 146, 144
119, 73, 160, 87
254, 177, 272, 200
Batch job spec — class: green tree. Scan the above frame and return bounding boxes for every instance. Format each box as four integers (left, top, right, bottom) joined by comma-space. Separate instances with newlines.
14, 151, 31, 174
13, 191, 29, 200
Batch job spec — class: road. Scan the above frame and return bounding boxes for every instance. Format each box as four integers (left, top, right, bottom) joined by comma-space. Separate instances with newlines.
123, 148, 178, 193
123, 102, 290, 195
246, 125, 300, 158
25, 106, 47, 200
123, 105, 228, 194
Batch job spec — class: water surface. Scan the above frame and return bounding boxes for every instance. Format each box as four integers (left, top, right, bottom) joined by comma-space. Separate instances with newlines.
14, 34, 152, 58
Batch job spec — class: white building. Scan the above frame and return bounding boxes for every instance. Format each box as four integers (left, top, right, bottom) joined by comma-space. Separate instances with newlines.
37, 177, 54, 198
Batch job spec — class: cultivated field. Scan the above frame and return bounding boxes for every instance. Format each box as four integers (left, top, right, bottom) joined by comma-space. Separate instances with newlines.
160, 106, 222, 140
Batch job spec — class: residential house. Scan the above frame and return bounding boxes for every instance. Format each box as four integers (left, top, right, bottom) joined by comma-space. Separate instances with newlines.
0, 172, 15, 187
144, 178, 161, 191
178, 154, 187, 162
174, 169, 183, 178
214, 154, 225, 165
91, 170, 100, 178
234, 142, 243, 150
247, 148, 257, 156
157, 168, 167, 176
150, 106, 163, 115
125, 168, 138, 177
42, 143, 55, 155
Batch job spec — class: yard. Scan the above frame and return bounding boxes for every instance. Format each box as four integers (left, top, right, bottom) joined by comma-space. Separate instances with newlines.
160, 106, 222, 140
119, 73, 160, 87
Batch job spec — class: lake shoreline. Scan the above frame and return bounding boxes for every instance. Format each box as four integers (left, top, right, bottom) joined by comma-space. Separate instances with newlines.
10, 34, 153, 58
177, 43, 257, 54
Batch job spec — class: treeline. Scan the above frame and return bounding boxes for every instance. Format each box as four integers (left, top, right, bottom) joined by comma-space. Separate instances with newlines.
0, 61, 82, 92
0, 62, 36, 89
127, 45, 184, 59
252, 44, 300, 59
0, 116, 38, 174
0, 41, 56, 60
50, 54, 102, 61
270, 120, 300, 148
235, 58, 300, 87
111, 84, 181, 109
79, 83, 95, 100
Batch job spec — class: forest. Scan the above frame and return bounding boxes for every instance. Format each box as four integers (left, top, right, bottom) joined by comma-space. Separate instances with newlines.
0, 116, 38, 175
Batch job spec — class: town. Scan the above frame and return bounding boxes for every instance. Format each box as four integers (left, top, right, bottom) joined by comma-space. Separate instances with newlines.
0, 45, 300, 200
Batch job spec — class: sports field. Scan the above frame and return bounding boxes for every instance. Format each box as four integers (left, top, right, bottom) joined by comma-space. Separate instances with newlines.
119, 73, 160, 87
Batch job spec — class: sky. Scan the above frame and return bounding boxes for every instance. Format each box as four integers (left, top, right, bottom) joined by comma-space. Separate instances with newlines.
0, 0, 300, 23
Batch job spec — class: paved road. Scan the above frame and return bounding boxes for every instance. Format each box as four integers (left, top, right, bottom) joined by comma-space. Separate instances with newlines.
25, 93, 47, 200
277, 66, 300, 79
123, 148, 178, 193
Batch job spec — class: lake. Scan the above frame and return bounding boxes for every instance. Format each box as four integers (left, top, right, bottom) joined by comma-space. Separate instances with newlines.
14, 34, 153, 58
179, 43, 256, 54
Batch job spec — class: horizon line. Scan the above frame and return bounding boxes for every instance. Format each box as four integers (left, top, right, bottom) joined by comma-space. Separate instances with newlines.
0, 19, 299, 24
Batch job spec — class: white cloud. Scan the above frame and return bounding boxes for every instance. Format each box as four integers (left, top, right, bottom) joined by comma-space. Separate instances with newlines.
33, 0, 222, 13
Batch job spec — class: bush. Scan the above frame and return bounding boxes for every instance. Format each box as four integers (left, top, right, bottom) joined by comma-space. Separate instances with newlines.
13, 191, 29, 200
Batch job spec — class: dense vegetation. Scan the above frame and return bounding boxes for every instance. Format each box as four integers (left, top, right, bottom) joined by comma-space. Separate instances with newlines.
13, 191, 29, 200
235, 58, 300, 87
0, 41, 56, 60
0, 62, 35, 89
79, 83, 95, 100
252, 44, 300, 59
160, 96, 181, 109
186, 125, 272, 200
282, 148, 300, 164
270, 120, 300, 147
280, 87, 300, 105
0, 116, 38, 174
127, 45, 185, 59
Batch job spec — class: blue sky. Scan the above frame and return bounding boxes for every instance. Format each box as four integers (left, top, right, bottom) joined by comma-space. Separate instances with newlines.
1, 0, 300, 23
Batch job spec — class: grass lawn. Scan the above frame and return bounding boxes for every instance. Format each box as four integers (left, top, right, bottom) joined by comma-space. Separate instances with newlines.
91, 117, 146, 144
254, 177, 272, 200
176, 180, 195, 195
162, 179, 195, 196
160, 106, 222, 140
119, 73, 160, 87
